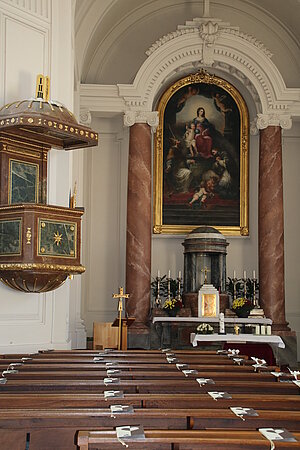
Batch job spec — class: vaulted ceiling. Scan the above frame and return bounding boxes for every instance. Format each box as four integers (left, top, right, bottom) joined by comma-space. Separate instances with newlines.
75, 0, 300, 88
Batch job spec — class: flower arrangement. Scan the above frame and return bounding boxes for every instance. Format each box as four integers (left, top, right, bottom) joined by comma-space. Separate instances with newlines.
197, 323, 214, 334
231, 297, 253, 317
162, 298, 182, 316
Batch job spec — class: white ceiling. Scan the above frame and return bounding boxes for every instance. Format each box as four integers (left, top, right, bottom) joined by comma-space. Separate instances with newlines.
75, 0, 300, 87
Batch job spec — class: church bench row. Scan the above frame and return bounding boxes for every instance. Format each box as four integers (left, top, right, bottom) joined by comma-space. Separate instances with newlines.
0, 378, 297, 395
77, 429, 300, 450
0, 407, 300, 431
0, 391, 299, 410
2, 369, 280, 382
0, 392, 299, 411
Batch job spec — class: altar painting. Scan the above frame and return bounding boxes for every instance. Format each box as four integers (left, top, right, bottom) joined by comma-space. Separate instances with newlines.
153, 72, 249, 236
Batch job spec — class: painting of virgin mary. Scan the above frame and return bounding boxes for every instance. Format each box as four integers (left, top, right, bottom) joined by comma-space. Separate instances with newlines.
153, 72, 249, 236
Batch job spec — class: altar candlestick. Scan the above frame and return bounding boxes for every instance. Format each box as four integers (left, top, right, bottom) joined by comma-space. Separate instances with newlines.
243, 270, 246, 279
178, 270, 181, 279
233, 270, 236, 279
168, 270, 171, 279
157, 269, 160, 278
253, 270, 256, 279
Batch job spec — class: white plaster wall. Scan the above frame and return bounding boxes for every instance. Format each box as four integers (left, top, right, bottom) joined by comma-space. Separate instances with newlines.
283, 123, 300, 355
0, 0, 76, 353
81, 115, 128, 336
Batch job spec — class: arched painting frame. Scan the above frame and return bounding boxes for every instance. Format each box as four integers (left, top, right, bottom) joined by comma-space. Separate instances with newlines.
153, 71, 249, 236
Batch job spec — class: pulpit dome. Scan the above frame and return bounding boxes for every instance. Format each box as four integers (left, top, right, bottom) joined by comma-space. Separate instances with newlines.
0, 98, 98, 150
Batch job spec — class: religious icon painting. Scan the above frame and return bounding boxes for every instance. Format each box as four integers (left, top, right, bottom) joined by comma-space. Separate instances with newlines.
153, 70, 249, 236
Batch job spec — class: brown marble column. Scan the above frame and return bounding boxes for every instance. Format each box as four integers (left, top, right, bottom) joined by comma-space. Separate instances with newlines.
259, 125, 289, 332
126, 122, 151, 333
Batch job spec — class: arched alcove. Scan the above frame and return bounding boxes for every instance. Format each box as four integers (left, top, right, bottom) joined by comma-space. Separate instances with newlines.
77, 1, 300, 344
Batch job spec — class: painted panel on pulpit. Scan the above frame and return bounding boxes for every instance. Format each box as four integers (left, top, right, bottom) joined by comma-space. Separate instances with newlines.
153, 71, 249, 236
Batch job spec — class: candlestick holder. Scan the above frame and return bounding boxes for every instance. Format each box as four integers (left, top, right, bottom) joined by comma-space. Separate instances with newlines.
155, 276, 162, 308
242, 276, 247, 298
249, 276, 265, 317
176, 275, 182, 303
166, 275, 172, 302
232, 277, 238, 300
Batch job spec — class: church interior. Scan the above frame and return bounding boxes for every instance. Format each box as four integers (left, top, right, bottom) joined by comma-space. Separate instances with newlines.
0, 0, 300, 448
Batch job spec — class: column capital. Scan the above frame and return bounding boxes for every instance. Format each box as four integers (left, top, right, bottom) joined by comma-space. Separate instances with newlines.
79, 108, 92, 126
255, 113, 292, 131
124, 110, 159, 131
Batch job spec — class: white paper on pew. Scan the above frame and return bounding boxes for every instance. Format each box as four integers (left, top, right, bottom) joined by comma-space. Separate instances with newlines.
0, 378, 7, 384
182, 369, 198, 377
161, 348, 171, 353
251, 357, 267, 365
259, 428, 297, 450
104, 390, 124, 400
270, 372, 283, 378
227, 349, 240, 357
107, 369, 122, 376
208, 391, 232, 401
232, 358, 244, 365
2, 369, 18, 375
176, 363, 189, 370
93, 357, 104, 362
165, 353, 176, 357
8, 363, 22, 368
110, 405, 134, 418
196, 378, 215, 386
166, 357, 178, 363
21, 357, 32, 362
293, 380, 300, 388
230, 407, 259, 421
217, 350, 228, 355
288, 368, 300, 380
116, 425, 145, 447
104, 377, 120, 385
106, 362, 119, 367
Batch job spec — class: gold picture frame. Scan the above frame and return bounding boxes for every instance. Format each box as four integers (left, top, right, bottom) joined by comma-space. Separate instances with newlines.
153, 71, 249, 236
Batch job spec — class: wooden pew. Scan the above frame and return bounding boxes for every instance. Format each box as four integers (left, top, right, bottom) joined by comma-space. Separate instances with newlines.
2, 369, 278, 382
77, 429, 300, 449
0, 377, 297, 394
0, 392, 299, 411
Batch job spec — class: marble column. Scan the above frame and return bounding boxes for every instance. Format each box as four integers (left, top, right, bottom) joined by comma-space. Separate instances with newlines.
257, 114, 292, 333
124, 111, 158, 339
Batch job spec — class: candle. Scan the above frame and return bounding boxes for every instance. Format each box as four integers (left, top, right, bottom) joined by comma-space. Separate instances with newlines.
243, 270, 246, 279
157, 269, 160, 278
233, 270, 236, 279
178, 270, 182, 279
168, 270, 171, 279
253, 270, 256, 279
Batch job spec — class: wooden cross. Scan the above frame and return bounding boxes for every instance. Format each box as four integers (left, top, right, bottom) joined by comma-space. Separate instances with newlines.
201, 266, 210, 284
112, 287, 129, 350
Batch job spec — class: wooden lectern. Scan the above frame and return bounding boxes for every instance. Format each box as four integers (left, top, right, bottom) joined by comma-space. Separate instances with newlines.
112, 317, 135, 350
112, 287, 135, 350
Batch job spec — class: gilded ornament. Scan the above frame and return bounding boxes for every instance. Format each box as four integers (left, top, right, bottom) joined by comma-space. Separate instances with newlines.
28, 118, 34, 123
59, 124, 63, 129
48, 121, 52, 127
41, 222, 46, 228
41, 247, 45, 253
70, 226, 75, 231
26, 227, 32, 244
80, 130, 84, 135
70, 127, 74, 132
53, 231, 63, 246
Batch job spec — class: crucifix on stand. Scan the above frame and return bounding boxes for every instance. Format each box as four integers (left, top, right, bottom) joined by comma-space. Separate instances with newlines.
201, 266, 211, 284
112, 287, 135, 350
